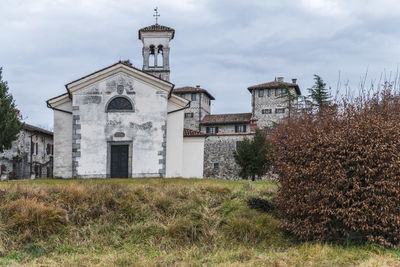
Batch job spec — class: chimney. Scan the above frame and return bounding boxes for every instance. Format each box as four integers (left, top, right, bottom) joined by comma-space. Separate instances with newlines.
277, 77, 284, 82
292, 78, 297, 84
250, 117, 258, 133
196, 85, 201, 88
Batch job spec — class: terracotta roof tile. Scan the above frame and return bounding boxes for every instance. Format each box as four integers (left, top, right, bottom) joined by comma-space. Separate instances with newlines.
201, 113, 252, 125
138, 24, 175, 39
248, 81, 301, 95
183, 128, 207, 137
173, 86, 215, 100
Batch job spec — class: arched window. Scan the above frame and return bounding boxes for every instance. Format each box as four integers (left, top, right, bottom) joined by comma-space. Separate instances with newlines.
107, 97, 134, 112
149, 45, 155, 67
157, 45, 163, 66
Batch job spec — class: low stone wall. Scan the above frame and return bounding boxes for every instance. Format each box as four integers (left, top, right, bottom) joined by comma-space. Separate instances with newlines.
203, 135, 253, 180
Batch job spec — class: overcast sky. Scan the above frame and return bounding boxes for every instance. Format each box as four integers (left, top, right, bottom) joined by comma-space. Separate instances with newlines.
1, 0, 400, 129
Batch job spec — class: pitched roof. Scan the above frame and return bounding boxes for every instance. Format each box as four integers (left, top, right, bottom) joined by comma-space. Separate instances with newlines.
248, 81, 301, 95
65, 61, 174, 89
23, 123, 53, 136
138, 24, 175, 39
201, 113, 252, 125
173, 86, 215, 100
183, 128, 207, 137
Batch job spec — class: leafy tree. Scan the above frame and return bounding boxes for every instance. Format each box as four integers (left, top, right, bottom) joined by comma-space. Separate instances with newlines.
0, 68, 22, 152
307, 75, 331, 112
278, 84, 299, 118
233, 130, 272, 181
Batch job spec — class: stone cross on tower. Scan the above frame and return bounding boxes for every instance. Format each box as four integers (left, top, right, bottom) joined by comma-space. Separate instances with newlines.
153, 7, 160, 24
138, 21, 175, 81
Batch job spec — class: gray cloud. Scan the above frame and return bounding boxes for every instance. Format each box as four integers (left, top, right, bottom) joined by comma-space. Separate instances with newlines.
1, 0, 400, 128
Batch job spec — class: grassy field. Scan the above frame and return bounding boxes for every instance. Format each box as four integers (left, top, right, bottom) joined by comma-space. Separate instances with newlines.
0, 178, 399, 266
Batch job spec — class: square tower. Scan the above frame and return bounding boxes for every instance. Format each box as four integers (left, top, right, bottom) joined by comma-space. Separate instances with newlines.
248, 77, 301, 128
138, 24, 175, 81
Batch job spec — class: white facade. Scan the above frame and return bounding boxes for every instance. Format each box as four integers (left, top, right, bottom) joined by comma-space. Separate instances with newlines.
166, 100, 184, 177
52, 100, 72, 178
182, 137, 205, 178
48, 62, 207, 178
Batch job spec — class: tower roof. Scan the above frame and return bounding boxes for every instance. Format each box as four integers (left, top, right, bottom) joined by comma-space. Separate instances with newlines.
173, 86, 215, 100
200, 113, 252, 125
138, 24, 175, 39
248, 80, 301, 95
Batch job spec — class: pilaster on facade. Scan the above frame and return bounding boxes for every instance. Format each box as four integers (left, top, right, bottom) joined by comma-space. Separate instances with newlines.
71, 107, 81, 178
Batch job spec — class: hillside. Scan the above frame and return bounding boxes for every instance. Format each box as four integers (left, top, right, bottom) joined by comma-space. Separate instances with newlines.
0, 178, 399, 266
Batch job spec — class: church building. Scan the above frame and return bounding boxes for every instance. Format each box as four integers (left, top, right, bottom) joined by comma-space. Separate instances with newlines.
47, 24, 206, 178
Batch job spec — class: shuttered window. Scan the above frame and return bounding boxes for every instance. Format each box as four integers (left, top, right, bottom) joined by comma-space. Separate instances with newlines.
235, 125, 246, 133
206, 127, 218, 134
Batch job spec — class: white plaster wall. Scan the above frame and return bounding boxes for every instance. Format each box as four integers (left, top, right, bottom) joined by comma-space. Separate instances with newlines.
166, 101, 184, 177
142, 35, 171, 48
53, 101, 72, 178
182, 137, 205, 178
73, 72, 168, 178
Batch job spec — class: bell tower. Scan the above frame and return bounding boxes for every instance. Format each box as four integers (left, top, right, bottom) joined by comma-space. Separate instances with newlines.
138, 10, 175, 81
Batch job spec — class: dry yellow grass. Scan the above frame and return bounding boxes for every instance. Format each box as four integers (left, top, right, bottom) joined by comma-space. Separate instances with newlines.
0, 178, 398, 266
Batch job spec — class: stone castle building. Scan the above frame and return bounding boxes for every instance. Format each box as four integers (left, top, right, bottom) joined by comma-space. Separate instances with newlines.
174, 78, 301, 179
47, 21, 301, 179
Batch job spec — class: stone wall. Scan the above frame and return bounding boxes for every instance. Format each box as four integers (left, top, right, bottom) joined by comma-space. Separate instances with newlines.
178, 92, 211, 131
203, 134, 253, 180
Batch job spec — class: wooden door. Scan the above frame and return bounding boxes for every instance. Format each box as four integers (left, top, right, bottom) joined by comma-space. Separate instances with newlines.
110, 145, 129, 178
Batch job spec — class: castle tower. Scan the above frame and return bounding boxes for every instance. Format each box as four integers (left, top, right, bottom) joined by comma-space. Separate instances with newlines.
138, 24, 175, 81
247, 77, 301, 128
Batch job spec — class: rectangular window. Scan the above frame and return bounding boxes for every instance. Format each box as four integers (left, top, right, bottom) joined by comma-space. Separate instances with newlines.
32, 143, 38, 155
184, 113, 194, 118
235, 125, 247, 133
191, 93, 197, 101
281, 88, 287, 96
262, 109, 272, 114
213, 162, 219, 170
206, 126, 218, 134
275, 88, 279, 96
267, 89, 271, 97
275, 108, 285, 114
258, 89, 264, 97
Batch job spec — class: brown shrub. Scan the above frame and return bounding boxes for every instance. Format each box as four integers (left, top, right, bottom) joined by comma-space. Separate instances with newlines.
269, 90, 400, 247
1, 199, 67, 243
